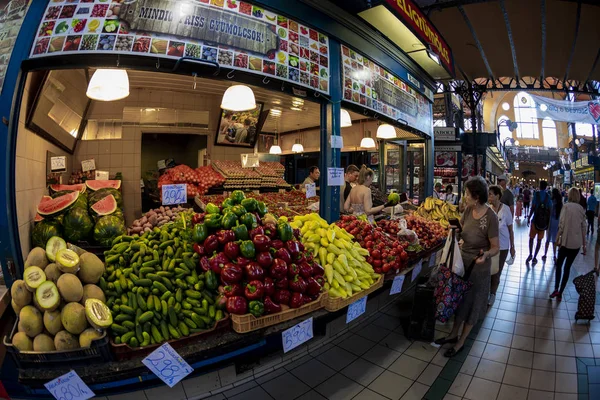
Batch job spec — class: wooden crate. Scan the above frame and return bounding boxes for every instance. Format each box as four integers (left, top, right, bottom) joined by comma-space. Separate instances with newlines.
324, 275, 384, 312
231, 293, 326, 333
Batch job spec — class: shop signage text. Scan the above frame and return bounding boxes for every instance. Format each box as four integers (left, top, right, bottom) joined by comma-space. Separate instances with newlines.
384, 0, 454, 76
531, 94, 600, 125
434, 127, 456, 141
373, 79, 417, 116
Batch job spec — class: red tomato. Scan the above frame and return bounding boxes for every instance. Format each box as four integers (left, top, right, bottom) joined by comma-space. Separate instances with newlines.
382, 263, 391, 273
371, 249, 381, 259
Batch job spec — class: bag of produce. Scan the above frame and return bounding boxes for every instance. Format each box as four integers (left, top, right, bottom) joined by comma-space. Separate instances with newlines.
396, 219, 418, 245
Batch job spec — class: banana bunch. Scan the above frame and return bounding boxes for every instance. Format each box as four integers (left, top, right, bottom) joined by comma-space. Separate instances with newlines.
291, 213, 380, 299
415, 197, 460, 228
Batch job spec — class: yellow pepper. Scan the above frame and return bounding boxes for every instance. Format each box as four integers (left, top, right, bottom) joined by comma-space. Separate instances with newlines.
320, 238, 329, 247
327, 244, 342, 256
327, 253, 336, 265
319, 247, 328, 267
324, 264, 334, 284
307, 234, 321, 243
333, 270, 346, 286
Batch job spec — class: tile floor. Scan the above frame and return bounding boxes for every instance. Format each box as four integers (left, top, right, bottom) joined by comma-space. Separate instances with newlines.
87, 221, 600, 400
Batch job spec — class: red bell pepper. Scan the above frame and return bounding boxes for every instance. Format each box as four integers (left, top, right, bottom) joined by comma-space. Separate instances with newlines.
312, 262, 325, 276
204, 234, 219, 254
264, 296, 282, 314
288, 263, 300, 277
263, 277, 275, 296
193, 243, 206, 257
199, 256, 211, 272
192, 213, 205, 226
221, 283, 243, 297
270, 239, 285, 250
244, 262, 265, 281
217, 230, 236, 246
297, 241, 305, 252
275, 277, 289, 289
293, 228, 301, 240
256, 251, 273, 268
290, 292, 304, 308
275, 248, 292, 265
252, 234, 271, 252
244, 280, 264, 300
274, 289, 291, 305
209, 252, 229, 274
226, 296, 248, 315
299, 262, 313, 279
289, 275, 307, 293
249, 226, 264, 239
270, 258, 288, 280
304, 294, 319, 304
224, 241, 240, 260
306, 276, 322, 296
286, 241, 301, 259
263, 223, 277, 239
236, 256, 252, 268
314, 275, 325, 288
221, 263, 243, 284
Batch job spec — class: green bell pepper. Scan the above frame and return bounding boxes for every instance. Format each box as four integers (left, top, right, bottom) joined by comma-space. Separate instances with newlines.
205, 270, 218, 290
222, 198, 235, 208
248, 300, 264, 318
222, 212, 238, 230
277, 221, 293, 241
231, 190, 245, 204
241, 198, 258, 212
232, 223, 249, 240
240, 213, 257, 230
192, 223, 208, 243
204, 214, 222, 229
240, 240, 256, 259
205, 203, 220, 214
256, 201, 268, 217
231, 205, 247, 217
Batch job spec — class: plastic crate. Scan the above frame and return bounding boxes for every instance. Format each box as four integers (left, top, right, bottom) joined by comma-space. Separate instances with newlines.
3, 319, 112, 369
110, 315, 231, 361
231, 293, 326, 333
324, 275, 383, 312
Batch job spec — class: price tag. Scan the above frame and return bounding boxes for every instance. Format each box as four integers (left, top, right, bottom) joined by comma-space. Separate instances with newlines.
50, 156, 66, 172
45, 370, 95, 400
390, 275, 405, 295
81, 159, 95, 172
330, 135, 344, 149
346, 296, 367, 324
95, 171, 109, 180
327, 167, 344, 186
306, 183, 316, 199
142, 343, 193, 388
157, 159, 166, 170
282, 317, 313, 353
162, 184, 187, 205
429, 252, 437, 267
412, 260, 423, 281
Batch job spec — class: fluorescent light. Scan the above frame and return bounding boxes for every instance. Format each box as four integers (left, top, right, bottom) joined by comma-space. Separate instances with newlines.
269, 145, 282, 154
87, 69, 129, 101
376, 124, 396, 139
221, 85, 256, 111
360, 137, 376, 148
269, 108, 282, 117
341, 109, 352, 128
426, 48, 440, 65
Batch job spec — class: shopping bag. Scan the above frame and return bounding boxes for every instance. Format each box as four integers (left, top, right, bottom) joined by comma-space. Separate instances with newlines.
490, 253, 500, 275
440, 230, 465, 277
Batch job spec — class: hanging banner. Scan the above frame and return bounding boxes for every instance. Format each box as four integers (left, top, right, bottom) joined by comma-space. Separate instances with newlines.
341, 45, 433, 137
530, 94, 600, 125
31, 0, 330, 94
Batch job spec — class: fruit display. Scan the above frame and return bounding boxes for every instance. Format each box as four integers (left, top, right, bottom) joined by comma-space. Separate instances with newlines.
434, 167, 458, 177
8, 244, 110, 352
158, 164, 226, 197
211, 161, 290, 190
197, 191, 319, 218
414, 197, 460, 228
404, 214, 447, 249
127, 205, 188, 235
291, 213, 380, 299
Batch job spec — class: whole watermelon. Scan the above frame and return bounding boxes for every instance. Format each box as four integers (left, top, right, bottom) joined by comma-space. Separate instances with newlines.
89, 188, 122, 208
63, 207, 93, 243
31, 220, 63, 248
94, 215, 126, 246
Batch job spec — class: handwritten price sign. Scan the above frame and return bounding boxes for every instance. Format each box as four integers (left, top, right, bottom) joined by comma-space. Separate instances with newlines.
50, 156, 66, 172
412, 260, 423, 281
282, 317, 313, 353
346, 296, 367, 324
45, 370, 94, 400
81, 159, 95, 172
306, 183, 316, 199
162, 184, 187, 205
429, 251, 438, 267
390, 275, 405, 295
142, 343, 193, 388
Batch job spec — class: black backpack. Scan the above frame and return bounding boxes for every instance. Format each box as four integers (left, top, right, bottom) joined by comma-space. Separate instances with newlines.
534, 191, 551, 230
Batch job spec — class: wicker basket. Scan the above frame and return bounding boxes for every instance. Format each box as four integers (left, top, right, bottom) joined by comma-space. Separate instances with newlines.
324, 275, 384, 311
231, 293, 326, 333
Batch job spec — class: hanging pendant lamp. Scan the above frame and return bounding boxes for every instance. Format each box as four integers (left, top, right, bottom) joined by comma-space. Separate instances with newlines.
87, 69, 130, 101
376, 124, 396, 139
221, 85, 257, 111
341, 109, 352, 128
270, 131, 282, 154
360, 129, 375, 149
292, 138, 304, 153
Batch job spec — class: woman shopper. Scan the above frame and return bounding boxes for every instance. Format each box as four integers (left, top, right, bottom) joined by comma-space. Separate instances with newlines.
542, 188, 563, 262
344, 165, 394, 223
552, 187, 587, 301
435, 177, 499, 357
488, 185, 515, 307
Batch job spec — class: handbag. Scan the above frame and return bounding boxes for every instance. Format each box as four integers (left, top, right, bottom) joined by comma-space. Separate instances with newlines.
491, 253, 500, 275
433, 229, 477, 323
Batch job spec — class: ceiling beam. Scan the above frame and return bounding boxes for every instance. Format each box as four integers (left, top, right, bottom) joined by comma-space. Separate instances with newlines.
540, 0, 546, 80
583, 47, 600, 89
563, 0, 582, 82
499, 0, 519, 80
457, 5, 495, 79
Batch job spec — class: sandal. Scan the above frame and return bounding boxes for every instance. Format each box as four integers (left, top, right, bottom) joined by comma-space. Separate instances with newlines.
434, 336, 458, 345
444, 346, 464, 358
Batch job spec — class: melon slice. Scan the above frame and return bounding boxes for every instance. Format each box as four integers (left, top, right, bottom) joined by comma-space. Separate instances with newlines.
34, 214, 44, 223
40, 195, 53, 204
49, 184, 86, 194
37, 191, 79, 216
86, 180, 121, 191
90, 195, 117, 216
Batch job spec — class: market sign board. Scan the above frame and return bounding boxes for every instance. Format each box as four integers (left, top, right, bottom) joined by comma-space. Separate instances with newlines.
31, 0, 330, 94
0, 0, 31, 93
434, 127, 457, 141
341, 45, 433, 137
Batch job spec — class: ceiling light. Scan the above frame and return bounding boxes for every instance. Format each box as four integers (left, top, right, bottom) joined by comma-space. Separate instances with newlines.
269, 145, 282, 154
514, 140, 520, 146
341, 109, 352, 128
221, 85, 256, 111
360, 137, 375, 148
376, 124, 396, 139
269, 108, 282, 117
87, 69, 130, 101
290, 107, 303, 111
502, 102, 510, 111
426, 47, 440, 65
292, 139, 304, 153
291, 97, 304, 107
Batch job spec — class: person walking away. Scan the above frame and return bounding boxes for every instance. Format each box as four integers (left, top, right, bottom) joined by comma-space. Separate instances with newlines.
526, 181, 552, 265
523, 185, 532, 218
445, 185, 457, 205
552, 188, 587, 301
586, 191, 597, 236
579, 189, 587, 210
433, 182, 443, 199
344, 165, 394, 223
488, 185, 515, 307
498, 175, 514, 216
434, 177, 499, 357
542, 188, 563, 262
515, 194, 523, 222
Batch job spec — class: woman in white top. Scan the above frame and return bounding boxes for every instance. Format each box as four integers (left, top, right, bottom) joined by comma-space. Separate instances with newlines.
552, 187, 587, 301
488, 185, 515, 307
445, 184, 457, 205
344, 165, 393, 223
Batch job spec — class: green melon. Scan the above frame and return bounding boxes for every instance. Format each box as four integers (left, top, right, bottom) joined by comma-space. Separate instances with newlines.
31, 220, 63, 249
93, 215, 126, 247
63, 207, 93, 243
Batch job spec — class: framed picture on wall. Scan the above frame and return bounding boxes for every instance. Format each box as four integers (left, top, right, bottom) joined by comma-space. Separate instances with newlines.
257, 133, 276, 153
214, 102, 267, 148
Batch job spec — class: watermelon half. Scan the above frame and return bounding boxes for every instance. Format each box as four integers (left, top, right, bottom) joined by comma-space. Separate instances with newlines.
86, 180, 121, 191
90, 195, 117, 216
37, 191, 79, 217
49, 184, 86, 194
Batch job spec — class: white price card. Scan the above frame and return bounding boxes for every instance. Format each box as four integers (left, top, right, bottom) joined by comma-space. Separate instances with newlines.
330, 135, 344, 149
327, 167, 344, 186
142, 343, 193, 388
50, 156, 66, 172
157, 159, 166, 170
162, 184, 187, 205
45, 370, 95, 400
429, 252, 437, 268
81, 159, 95, 172
95, 170, 109, 180
390, 275, 405, 295
306, 183, 316, 199
412, 260, 423, 281
282, 317, 313, 353
346, 296, 367, 324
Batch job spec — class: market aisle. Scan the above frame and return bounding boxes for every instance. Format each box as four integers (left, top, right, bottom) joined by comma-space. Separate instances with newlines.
90, 221, 600, 400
